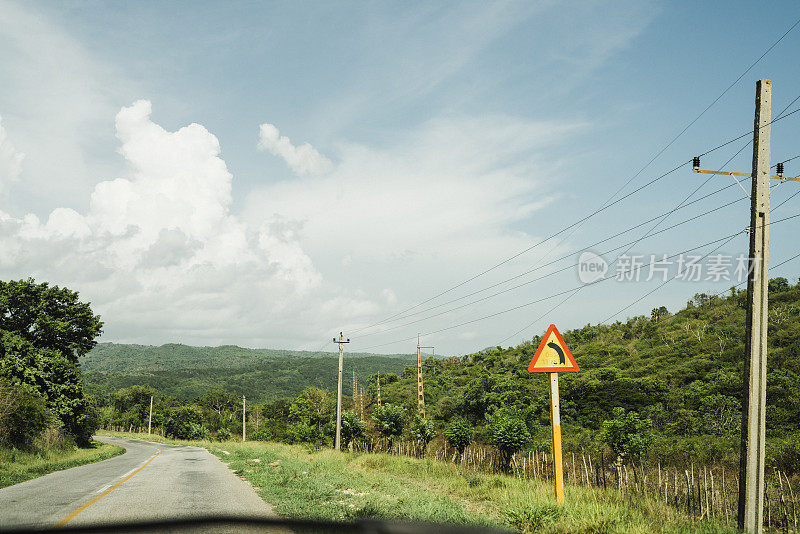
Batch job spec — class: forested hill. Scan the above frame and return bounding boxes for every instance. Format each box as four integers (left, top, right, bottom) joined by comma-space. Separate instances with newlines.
80, 343, 416, 403
378, 277, 800, 441
81, 342, 415, 372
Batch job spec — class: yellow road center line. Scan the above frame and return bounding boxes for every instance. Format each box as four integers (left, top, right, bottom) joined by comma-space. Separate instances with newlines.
55, 447, 162, 528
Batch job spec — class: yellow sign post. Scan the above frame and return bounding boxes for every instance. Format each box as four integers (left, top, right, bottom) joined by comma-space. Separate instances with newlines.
528, 324, 579, 504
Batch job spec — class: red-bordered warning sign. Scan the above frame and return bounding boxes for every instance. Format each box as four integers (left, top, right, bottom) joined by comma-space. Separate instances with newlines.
527, 324, 579, 373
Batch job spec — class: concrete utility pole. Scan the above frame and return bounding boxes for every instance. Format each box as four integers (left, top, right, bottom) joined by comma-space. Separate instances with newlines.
333, 332, 350, 450
376, 376, 381, 407
148, 396, 153, 436
416, 335, 433, 418
692, 79, 799, 533
739, 79, 771, 534
242, 395, 246, 442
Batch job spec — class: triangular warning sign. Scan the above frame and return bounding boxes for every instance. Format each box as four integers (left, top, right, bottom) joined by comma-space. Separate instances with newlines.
528, 324, 579, 373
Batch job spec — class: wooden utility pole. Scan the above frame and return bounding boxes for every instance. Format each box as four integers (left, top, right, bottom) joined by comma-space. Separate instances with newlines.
242, 395, 246, 442
416, 336, 433, 418
692, 79, 799, 532
739, 78, 771, 534
148, 395, 153, 436
333, 332, 350, 450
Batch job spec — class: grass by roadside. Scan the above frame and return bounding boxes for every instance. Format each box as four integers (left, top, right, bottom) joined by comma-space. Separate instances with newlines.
0, 441, 125, 489
99, 431, 738, 533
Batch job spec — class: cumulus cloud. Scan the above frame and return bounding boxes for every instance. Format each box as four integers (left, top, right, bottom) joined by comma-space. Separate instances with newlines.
258, 123, 333, 175
0, 115, 24, 194
0, 100, 352, 346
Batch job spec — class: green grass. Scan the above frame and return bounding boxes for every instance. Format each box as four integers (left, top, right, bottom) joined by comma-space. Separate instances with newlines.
0, 441, 125, 489
100, 431, 738, 533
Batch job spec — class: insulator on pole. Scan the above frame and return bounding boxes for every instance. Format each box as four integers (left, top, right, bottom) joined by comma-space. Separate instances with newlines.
692, 156, 700, 170
776, 162, 784, 177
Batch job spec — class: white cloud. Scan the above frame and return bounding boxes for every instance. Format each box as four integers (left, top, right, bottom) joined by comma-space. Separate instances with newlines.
0, 100, 349, 347
0, 115, 24, 194
258, 123, 333, 176
0, 1, 134, 212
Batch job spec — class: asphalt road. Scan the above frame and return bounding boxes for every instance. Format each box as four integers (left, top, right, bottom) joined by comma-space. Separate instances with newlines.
0, 436, 274, 530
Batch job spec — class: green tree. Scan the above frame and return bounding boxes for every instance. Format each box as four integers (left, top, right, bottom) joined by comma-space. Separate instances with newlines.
409, 415, 436, 454
488, 412, 531, 472
338, 410, 366, 449
199, 389, 238, 416
287, 387, 335, 444
0, 279, 103, 446
600, 407, 653, 465
372, 403, 404, 449
165, 405, 208, 440
0, 379, 52, 449
444, 418, 473, 459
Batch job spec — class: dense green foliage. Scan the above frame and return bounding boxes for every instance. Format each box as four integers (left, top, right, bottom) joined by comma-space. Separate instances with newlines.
372, 404, 405, 448
0, 279, 103, 446
600, 407, 654, 464
92, 277, 800, 476
0, 380, 51, 449
339, 410, 367, 448
444, 418, 473, 456
81, 343, 413, 403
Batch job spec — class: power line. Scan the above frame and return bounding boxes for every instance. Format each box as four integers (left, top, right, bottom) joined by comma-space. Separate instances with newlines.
492, 139, 753, 346
491, 92, 800, 348
355, 210, 800, 352
355, 194, 748, 339
356, 179, 746, 331
349, 103, 800, 338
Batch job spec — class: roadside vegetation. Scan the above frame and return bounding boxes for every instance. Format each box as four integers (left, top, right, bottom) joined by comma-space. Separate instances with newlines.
0, 278, 107, 487
0, 441, 124, 489
90, 277, 800, 531
101, 430, 737, 533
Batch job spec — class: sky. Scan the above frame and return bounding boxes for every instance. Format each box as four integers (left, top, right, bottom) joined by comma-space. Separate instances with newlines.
1, 1, 799, 356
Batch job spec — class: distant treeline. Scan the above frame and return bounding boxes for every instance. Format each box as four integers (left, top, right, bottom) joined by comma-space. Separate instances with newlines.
96, 277, 800, 475
80, 344, 415, 403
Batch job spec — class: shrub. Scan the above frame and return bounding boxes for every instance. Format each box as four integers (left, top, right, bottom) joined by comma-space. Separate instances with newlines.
0, 381, 52, 450
372, 404, 404, 449
600, 407, 653, 465
444, 418, 473, 457
215, 427, 232, 441
165, 405, 208, 440
338, 410, 366, 449
409, 415, 436, 452
488, 412, 531, 472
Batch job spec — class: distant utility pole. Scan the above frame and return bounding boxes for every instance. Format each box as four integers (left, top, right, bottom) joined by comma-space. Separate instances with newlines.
376, 376, 381, 407
416, 335, 433, 419
692, 79, 798, 533
333, 332, 350, 450
242, 395, 246, 442
148, 396, 153, 436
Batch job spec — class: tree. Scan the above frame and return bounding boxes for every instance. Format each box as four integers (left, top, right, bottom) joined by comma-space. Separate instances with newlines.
287, 387, 335, 444
0, 379, 52, 449
372, 404, 404, 449
769, 277, 790, 293
0, 279, 103, 446
444, 418, 473, 460
488, 412, 531, 472
165, 405, 208, 440
199, 389, 238, 416
600, 407, 653, 466
113, 385, 156, 429
338, 410, 366, 449
409, 415, 436, 454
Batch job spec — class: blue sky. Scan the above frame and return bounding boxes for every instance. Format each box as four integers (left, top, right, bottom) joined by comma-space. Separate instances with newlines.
0, 1, 799, 355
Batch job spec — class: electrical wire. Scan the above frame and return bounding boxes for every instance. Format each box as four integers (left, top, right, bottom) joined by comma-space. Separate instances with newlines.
348, 102, 800, 338
355, 210, 800, 352
354, 194, 748, 339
